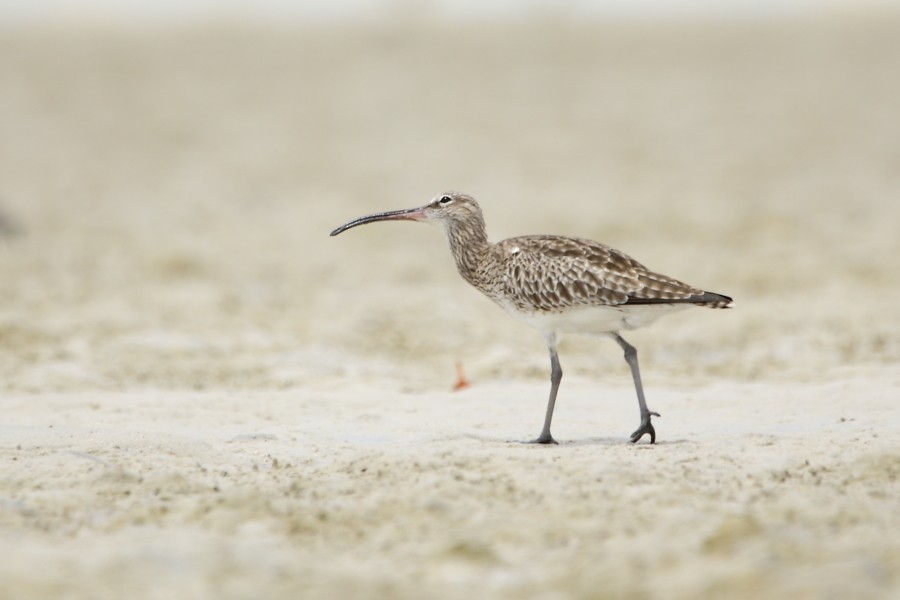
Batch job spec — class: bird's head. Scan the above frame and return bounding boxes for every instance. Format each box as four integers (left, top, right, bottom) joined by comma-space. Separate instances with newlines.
330, 192, 482, 237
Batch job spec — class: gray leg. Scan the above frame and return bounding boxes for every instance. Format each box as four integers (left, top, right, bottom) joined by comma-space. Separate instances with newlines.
530, 332, 561, 445
612, 333, 660, 444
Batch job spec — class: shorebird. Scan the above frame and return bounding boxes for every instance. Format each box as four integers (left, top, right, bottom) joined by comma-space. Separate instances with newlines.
330, 192, 732, 444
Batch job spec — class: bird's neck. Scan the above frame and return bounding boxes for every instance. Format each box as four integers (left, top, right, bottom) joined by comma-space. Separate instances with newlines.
442, 216, 490, 286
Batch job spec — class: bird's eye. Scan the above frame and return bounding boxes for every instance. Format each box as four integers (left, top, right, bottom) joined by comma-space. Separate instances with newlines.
439, 195, 453, 205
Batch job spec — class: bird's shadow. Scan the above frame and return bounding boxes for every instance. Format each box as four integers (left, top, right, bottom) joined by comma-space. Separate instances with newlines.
564, 437, 692, 448
456, 433, 691, 447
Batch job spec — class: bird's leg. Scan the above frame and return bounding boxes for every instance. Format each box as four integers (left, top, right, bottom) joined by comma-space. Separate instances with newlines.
529, 333, 561, 445
612, 333, 660, 444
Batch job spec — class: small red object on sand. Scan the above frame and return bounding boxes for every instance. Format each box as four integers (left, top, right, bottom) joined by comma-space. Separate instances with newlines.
452, 361, 470, 391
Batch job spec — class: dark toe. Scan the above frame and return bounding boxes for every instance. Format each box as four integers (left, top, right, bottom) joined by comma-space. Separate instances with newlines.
630, 421, 657, 444
528, 435, 559, 445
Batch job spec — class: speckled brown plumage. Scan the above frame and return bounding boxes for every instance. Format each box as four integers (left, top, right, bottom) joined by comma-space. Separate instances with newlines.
423, 194, 732, 317
331, 191, 733, 445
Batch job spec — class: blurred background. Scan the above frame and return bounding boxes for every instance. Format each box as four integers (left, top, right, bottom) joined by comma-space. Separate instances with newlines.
1, 0, 898, 392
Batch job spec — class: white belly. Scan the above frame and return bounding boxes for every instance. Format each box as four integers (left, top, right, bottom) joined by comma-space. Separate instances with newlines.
504, 303, 691, 336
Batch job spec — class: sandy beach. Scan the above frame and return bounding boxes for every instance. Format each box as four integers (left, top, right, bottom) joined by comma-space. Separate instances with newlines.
1, 16, 899, 599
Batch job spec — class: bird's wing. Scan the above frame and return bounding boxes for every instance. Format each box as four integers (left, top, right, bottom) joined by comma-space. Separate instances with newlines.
493, 236, 703, 312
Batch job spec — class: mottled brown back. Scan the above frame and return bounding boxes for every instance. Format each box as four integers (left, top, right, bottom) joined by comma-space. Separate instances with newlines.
480, 236, 731, 313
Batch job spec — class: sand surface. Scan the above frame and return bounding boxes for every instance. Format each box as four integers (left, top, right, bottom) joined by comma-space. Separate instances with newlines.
1, 17, 899, 599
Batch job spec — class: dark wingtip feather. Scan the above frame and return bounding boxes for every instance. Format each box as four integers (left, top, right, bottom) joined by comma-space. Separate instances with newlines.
625, 291, 733, 308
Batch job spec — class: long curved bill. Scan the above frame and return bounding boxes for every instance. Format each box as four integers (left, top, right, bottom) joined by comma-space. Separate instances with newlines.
330, 205, 427, 237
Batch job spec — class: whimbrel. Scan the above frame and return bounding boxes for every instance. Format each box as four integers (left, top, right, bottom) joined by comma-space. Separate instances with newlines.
330, 192, 732, 444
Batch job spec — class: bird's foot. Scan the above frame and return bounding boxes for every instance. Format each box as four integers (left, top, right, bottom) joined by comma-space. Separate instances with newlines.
525, 433, 558, 445
629, 411, 660, 444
